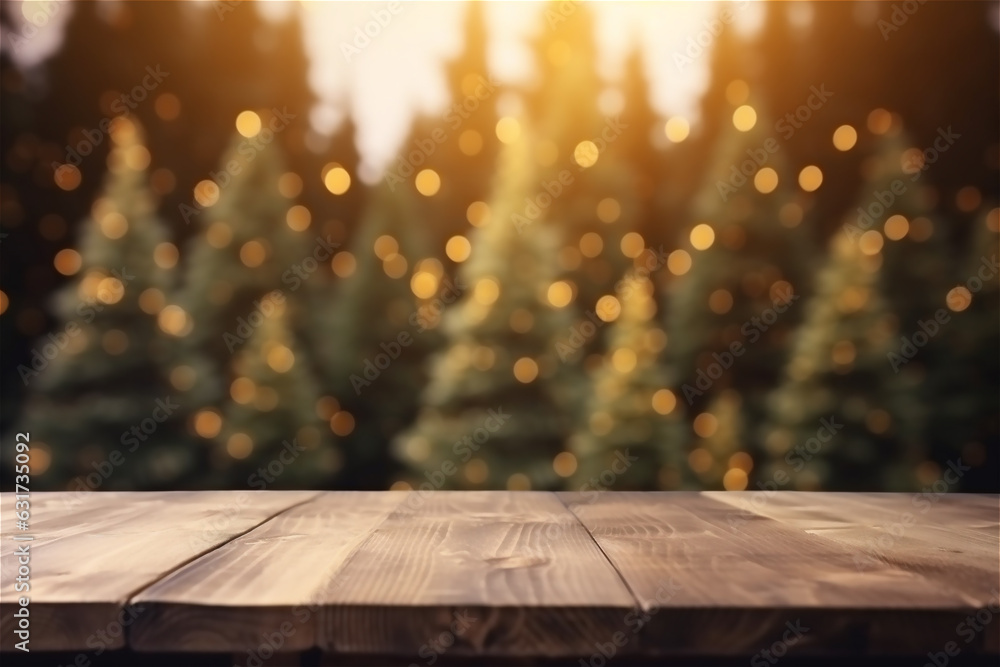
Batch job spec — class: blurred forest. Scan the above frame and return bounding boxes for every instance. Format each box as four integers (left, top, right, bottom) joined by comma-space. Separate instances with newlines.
0, 1, 997, 493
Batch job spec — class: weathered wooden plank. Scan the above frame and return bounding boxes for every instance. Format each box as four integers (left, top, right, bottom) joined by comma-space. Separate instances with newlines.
706, 491, 1000, 654
318, 491, 639, 658
129, 491, 408, 652
0, 491, 315, 651
562, 491, 998, 657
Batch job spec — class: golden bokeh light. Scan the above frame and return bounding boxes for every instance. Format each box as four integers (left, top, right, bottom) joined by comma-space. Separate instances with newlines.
331, 251, 357, 278
240, 240, 267, 267
513, 357, 539, 383
733, 105, 757, 131
226, 433, 254, 460
285, 205, 311, 231
573, 140, 599, 168
153, 242, 179, 269
946, 286, 972, 312
445, 235, 471, 262
754, 167, 779, 194
553, 452, 577, 478
374, 235, 399, 260
54, 249, 82, 276
620, 232, 645, 258
832, 340, 856, 366
709, 289, 734, 314
410, 271, 439, 299
867, 108, 893, 135
495, 116, 520, 144
169, 365, 197, 391
206, 221, 232, 248
158, 305, 190, 337
235, 110, 262, 138
458, 129, 483, 156
579, 232, 603, 257
688, 448, 712, 474
54, 164, 81, 191
278, 172, 303, 198
323, 165, 351, 195
154, 93, 181, 121
96, 277, 124, 304
693, 412, 719, 438
383, 253, 408, 278
415, 169, 441, 196
664, 116, 690, 143
194, 179, 220, 207
0, 290, 8, 316
596, 198, 621, 223
466, 201, 490, 227
798, 165, 823, 192
473, 277, 500, 305
884, 214, 909, 241
729, 452, 754, 473
547, 281, 573, 308
230, 377, 256, 404
596, 295, 621, 322
832, 124, 858, 151
611, 347, 637, 373
858, 230, 884, 256
667, 249, 692, 276
99, 212, 128, 239
330, 411, 355, 436
652, 389, 677, 415
193, 410, 222, 438
266, 345, 295, 373
723, 468, 749, 491
690, 223, 715, 251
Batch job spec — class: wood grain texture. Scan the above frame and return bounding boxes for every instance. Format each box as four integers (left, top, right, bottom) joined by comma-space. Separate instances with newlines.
318, 491, 639, 658
0, 491, 315, 651
563, 491, 1000, 657
130, 492, 408, 652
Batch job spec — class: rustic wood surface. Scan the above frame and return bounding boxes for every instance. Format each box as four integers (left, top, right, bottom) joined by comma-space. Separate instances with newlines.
0, 491, 996, 660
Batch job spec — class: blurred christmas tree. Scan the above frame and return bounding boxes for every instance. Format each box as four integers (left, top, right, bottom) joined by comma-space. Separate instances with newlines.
764, 231, 918, 491
178, 118, 332, 485
316, 182, 439, 489
687, 389, 748, 490
668, 97, 816, 469
19, 118, 186, 490
392, 125, 579, 490
568, 275, 686, 490
208, 296, 337, 488
919, 206, 1000, 491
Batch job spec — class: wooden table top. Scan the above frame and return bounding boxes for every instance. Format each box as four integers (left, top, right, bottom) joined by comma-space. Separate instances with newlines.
1, 491, 997, 662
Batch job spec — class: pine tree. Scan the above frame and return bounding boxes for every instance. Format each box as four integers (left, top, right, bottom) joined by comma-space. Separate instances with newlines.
20, 118, 185, 490
920, 205, 999, 491
392, 126, 578, 490
210, 296, 337, 488
178, 119, 333, 485
569, 275, 685, 490
179, 122, 328, 407
316, 182, 440, 489
764, 232, 918, 491
667, 97, 816, 466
